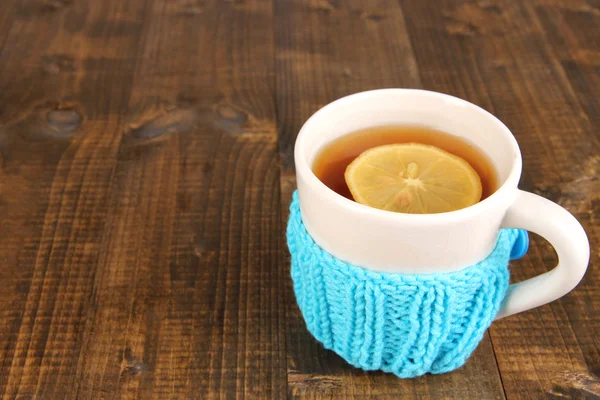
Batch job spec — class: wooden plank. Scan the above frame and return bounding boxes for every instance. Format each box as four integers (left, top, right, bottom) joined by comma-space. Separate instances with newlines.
519, 2, 600, 399
0, 1, 595, 399
275, 0, 421, 173
0, 0, 150, 398
399, 0, 600, 398
275, 1, 506, 398
0, 1, 16, 54
531, 0, 600, 132
69, 0, 286, 398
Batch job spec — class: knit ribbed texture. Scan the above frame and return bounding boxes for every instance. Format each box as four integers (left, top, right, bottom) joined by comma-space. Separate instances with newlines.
287, 192, 518, 378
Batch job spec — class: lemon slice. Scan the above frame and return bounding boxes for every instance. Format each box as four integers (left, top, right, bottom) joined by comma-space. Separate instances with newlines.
345, 143, 482, 214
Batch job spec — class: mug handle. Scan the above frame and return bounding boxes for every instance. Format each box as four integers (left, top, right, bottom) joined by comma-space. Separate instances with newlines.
495, 190, 590, 319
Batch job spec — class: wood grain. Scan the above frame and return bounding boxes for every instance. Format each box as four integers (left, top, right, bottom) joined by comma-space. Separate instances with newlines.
0, 1, 16, 53
275, 0, 506, 399
399, 0, 600, 398
0, 0, 597, 398
73, 0, 286, 399
0, 0, 286, 398
0, 1, 149, 398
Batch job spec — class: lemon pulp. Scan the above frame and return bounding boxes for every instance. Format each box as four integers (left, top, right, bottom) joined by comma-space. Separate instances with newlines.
344, 143, 482, 214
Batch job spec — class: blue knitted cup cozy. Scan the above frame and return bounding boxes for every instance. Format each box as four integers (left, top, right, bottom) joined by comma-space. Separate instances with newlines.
287, 191, 527, 378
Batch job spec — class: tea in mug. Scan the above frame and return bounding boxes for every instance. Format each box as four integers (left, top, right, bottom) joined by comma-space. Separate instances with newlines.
312, 125, 498, 214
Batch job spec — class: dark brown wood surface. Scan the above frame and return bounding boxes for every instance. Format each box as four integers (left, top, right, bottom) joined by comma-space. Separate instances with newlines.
0, 0, 597, 398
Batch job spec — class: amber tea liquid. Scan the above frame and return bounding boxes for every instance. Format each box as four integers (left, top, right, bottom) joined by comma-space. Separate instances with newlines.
312, 125, 498, 202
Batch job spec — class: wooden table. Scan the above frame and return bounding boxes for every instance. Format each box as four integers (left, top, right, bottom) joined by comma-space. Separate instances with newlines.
0, 0, 598, 398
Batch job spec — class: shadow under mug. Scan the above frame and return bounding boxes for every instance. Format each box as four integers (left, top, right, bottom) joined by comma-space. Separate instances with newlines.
294, 89, 589, 319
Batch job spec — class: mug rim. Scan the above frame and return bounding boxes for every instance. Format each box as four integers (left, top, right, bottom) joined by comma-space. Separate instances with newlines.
294, 88, 523, 222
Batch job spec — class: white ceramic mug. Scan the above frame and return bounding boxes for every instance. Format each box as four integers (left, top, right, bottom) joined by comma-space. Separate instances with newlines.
294, 89, 589, 319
